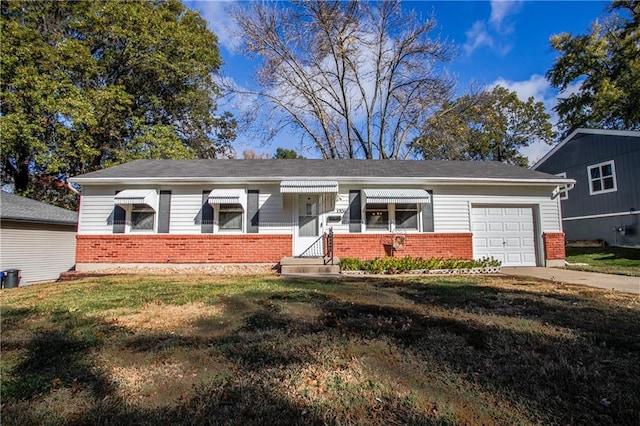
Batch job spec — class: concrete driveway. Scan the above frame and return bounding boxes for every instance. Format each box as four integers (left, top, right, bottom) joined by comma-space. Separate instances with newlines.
501, 267, 640, 295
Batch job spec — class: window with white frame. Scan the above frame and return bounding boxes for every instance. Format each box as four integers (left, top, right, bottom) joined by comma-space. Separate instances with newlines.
365, 203, 421, 232
365, 203, 389, 230
130, 205, 155, 231
555, 172, 569, 200
588, 160, 617, 195
218, 204, 243, 231
395, 204, 419, 230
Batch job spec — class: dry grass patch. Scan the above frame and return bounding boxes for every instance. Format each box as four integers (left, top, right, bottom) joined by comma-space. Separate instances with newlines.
1, 274, 639, 425
96, 302, 224, 334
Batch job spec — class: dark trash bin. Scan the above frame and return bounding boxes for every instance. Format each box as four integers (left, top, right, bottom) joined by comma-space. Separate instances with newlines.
3, 269, 21, 288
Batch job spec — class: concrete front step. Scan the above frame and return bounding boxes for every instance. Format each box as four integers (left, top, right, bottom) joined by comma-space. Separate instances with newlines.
280, 257, 340, 275
280, 264, 341, 275
280, 257, 340, 265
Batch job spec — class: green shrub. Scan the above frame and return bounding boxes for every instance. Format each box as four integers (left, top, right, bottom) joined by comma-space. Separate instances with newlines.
340, 256, 501, 273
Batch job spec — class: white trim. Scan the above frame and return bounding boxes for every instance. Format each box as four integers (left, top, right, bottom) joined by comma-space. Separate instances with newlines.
563, 210, 640, 222
587, 160, 617, 195
531, 128, 640, 170
555, 172, 569, 200
72, 176, 574, 186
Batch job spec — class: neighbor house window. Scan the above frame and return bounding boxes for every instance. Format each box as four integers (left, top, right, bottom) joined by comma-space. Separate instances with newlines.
218, 204, 243, 231
131, 205, 155, 231
365, 203, 388, 230
395, 204, 418, 230
555, 172, 569, 200
588, 160, 617, 195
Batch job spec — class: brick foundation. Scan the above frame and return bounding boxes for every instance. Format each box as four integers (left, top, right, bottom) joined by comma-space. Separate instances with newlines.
543, 232, 566, 261
333, 233, 473, 260
76, 234, 292, 264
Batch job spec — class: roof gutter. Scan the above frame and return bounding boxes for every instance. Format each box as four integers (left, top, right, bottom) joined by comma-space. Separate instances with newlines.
70, 176, 575, 187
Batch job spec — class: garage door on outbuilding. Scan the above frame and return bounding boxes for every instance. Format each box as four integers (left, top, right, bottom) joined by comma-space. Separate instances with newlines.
472, 206, 537, 267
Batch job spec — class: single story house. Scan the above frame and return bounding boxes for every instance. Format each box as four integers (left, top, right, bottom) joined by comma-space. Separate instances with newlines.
0, 191, 78, 285
70, 159, 573, 269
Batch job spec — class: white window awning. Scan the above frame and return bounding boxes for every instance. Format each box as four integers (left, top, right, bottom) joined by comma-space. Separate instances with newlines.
280, 180, 339, 193
208, 189, 244, 205
363, 189, 431, 204
114, 189, 158, 209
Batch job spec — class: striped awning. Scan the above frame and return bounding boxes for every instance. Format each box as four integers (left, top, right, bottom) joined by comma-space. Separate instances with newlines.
280, 180, 339, 193
363, 189, 431, 204
207, 189, 244, 205
114, 189, 157, 209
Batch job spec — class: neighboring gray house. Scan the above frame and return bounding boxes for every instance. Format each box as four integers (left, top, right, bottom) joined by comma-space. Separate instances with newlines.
70, 159, 572, 268
532, 128, 640, 246
0, 191, 78, 285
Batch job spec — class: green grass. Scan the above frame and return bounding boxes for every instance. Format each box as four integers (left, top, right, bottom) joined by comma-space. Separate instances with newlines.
1, 274, 639, 425
564, 246, 640, 276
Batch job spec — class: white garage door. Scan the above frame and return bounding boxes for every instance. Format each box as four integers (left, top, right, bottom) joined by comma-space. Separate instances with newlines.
472, 206, 536, 267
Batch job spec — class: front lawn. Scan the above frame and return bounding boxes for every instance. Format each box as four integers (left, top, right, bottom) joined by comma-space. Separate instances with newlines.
1, 275, 639, 425
565, 246, 640, 277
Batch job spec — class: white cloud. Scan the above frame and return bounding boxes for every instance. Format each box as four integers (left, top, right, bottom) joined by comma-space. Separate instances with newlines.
490, 74, 551, 102
464, 0, 523, 56
464, 21, 494, 55
189, 0, 242, 53
489, 0, 524, 29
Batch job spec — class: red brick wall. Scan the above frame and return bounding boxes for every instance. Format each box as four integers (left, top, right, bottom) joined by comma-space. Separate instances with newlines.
76, 234, 292, 264
333, 233, 473, 260
543, 232, 566, 260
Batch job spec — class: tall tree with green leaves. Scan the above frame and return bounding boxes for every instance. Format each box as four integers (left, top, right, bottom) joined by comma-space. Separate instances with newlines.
273, 148, 305, 159
547, 1, 640, 135
414, 86, 555, 167
1, 0, 236, 208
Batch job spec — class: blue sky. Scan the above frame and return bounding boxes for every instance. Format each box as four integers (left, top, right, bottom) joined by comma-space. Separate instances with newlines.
186, 0, 610, 163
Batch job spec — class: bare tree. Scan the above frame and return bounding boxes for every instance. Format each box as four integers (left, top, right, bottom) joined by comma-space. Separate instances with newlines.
241, 149, 271, 159
229, 0, 455, 159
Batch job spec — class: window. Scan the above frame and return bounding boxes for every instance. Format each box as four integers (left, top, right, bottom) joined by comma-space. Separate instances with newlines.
588, 161, 617, 195
365, 203, 388, 230
555, 172, 569, 200
131, 205, 155, 231
395, 204, 418, 230
219, 204, 243, 231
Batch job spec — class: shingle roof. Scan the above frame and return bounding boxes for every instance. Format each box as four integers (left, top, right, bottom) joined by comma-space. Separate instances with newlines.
71, 159, 564, 183
1, 191, 78, 225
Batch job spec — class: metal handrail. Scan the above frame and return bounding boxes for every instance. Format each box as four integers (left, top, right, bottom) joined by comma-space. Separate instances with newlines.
325, 227, 334, 265
297, 226, 334, 265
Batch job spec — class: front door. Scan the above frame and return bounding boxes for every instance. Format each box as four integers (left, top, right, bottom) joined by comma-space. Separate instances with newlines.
294, 194, 322, 255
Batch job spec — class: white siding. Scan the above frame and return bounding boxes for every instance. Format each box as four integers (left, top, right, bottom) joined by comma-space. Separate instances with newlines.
258, 185, 291, 234
77, 183, 562, 236
170, 187, 207, 234
433, 192, 471, 232
0, 222, 76, 285
78, 185, 119, 234
431, 185, 560, 234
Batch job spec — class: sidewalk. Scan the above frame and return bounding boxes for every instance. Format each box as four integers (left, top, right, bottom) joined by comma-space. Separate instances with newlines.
501, 267, 640, 295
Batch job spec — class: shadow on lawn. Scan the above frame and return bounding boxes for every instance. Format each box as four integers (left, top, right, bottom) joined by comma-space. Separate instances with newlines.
2, 277, 639, 425
0, 307, 332, 426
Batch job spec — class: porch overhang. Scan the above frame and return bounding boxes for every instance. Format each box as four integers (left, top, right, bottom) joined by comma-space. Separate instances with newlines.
363, 189, 431, 204
280, 180, 339, 193
207, 189, 244, 205
114, 189, 157, 209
